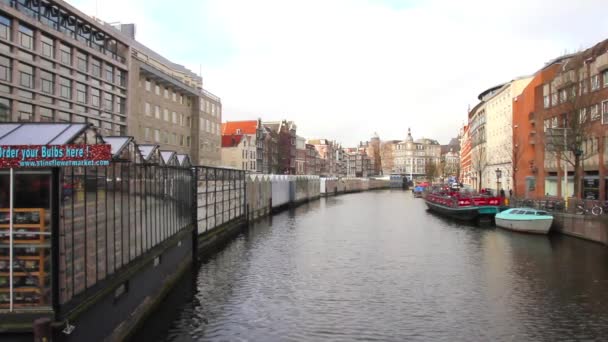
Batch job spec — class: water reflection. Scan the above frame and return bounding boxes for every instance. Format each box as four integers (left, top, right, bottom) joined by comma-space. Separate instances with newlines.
134, 190, 608, 341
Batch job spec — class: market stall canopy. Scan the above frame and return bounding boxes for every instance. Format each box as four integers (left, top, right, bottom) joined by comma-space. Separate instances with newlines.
176, 154, 191, 167
0, 123, 97, 145
160, 151, 177, 165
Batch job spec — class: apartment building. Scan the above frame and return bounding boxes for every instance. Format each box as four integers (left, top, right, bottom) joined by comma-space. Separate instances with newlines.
0, 0, 129, 135
263, 120, 296, 174
220, 120, 257, 171
198, 89, 222, 166
295, 135, 306, 175
484, 77, 532, 193
110, 23, 222, 166
513, 40, 608, 200
221, 120, 257, 172
391, 128, 441, 181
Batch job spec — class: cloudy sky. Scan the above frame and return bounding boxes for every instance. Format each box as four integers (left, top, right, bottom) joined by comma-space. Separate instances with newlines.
68, 0, 608, 146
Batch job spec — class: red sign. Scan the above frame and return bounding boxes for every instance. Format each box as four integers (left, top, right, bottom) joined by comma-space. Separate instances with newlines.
0, 144, 112, 168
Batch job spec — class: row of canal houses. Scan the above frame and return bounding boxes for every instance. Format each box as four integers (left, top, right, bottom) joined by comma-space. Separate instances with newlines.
220, 119, 379, 177
461, 37, 608, 201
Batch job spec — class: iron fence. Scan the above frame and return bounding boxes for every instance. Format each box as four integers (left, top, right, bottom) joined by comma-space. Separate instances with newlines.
509, 197, 608, 216
195, 167, 246, 235
58, 162, 193, 311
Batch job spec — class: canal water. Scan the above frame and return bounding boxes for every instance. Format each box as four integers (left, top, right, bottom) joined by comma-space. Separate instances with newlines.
134, 190, 608, 341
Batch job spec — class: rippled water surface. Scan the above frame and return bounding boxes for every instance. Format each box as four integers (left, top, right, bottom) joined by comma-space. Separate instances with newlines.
135, 190, 608, 341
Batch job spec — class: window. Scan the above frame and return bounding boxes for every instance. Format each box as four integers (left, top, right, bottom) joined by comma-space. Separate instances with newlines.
186, 136, 190, 147
76, 83, 87, 104
0, 55, 10, 82
41, 34, 54, 58
0, 97, 9, 121
591, 74, 600, 90
579, 108, 587, 124
75, 51, 88, 72
543, 95, 550, 108
591, 104, 600, 121
179, 113, 184, 126
116, 69, 125, 87
104, 93, 113, 111
206, 119, 210, 132
164, 88, 169, 98
162, 131, 168, 144
145, 102, 151, 116
154, 129, 160, 142
56, 111, 70, 122
91, 58, 101, 77
172, 133, 176, 145
105, 64, 113, 83
172, 91, 176, 102
18, 102, 32, 121
145, 79, 151, 91
116, 97, 125, 114
91, 88, 100, 107
579, 80, 588, 95
144, 127, 150, 140
551, 116, 558, 128
18, 63, 33, 88
39, 107, 53, 122
172, 111, 177, 123
0, 15, 9, 40
602, 101, 608, 124
59, 77, 71, 99
604, 70, 608, 88
155, 84, 160, 95
163, 108, 169, 121
18, 24, 33, 50
180, 95, 183, 104
59, 43, 71, 65
154, 105, 160, 119
558, 89, 567, 103
551, 92, 558, 106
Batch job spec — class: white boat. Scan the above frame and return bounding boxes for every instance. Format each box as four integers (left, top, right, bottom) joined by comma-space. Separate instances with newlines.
495, 208, 553, 234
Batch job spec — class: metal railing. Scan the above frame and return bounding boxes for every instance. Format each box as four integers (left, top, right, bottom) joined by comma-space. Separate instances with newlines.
509, 197, 608, 216
195, 167, 246, 235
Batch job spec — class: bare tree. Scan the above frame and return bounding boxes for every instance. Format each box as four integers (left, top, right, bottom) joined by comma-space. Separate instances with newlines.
543, 66, 601, 198
425, 160, 438, 182
471, 145, 487, 191
507, 134, 526, 195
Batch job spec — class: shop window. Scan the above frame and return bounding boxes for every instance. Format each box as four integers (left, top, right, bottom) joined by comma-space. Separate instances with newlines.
0, 171, 52, 311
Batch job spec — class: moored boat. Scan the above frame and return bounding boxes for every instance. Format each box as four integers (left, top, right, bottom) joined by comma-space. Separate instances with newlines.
495, 208, 553, 234
424, 192, 501, 221
413, 186, 425, 198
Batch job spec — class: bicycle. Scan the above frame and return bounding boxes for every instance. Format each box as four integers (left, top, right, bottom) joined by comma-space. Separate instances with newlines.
576, 202, 592, 215
591, 201, 608, 216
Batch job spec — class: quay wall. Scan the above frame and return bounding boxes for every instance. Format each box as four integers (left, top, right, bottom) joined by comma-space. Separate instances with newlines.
551, 213, 608, 246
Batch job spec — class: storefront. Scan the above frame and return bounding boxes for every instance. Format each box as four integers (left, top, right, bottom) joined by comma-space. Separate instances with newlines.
0, 123, 111, 313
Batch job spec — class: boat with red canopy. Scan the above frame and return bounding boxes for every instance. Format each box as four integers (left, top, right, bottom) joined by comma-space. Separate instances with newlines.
424, 186, 503, 221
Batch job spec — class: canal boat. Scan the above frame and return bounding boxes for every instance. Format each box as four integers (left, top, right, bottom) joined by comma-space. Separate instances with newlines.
413, 186, 425, 198
495, 208, 553, 234
424, 192, 502, 221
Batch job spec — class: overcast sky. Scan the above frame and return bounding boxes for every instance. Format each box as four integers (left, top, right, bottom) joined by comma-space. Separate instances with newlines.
69, 0, 608, 146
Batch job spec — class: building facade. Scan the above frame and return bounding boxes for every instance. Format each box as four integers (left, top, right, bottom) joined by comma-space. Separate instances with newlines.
295, 135, 306, 175
392, 128, 441, 181
484, 77, 532, 194
263, 120, 296, 174
513, 42, 608, 200
220, 120, 257, 171
0, 0, 129, 135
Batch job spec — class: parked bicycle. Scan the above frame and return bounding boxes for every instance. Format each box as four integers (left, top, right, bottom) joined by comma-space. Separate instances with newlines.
591, 201, 608, 216
576, 201, 607, 215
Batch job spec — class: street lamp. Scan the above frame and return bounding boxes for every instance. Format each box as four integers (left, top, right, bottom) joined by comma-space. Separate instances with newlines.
495, 168, 502, 195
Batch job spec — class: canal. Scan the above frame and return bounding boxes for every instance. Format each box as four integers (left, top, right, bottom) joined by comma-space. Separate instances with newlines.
134, 190, 608, 341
